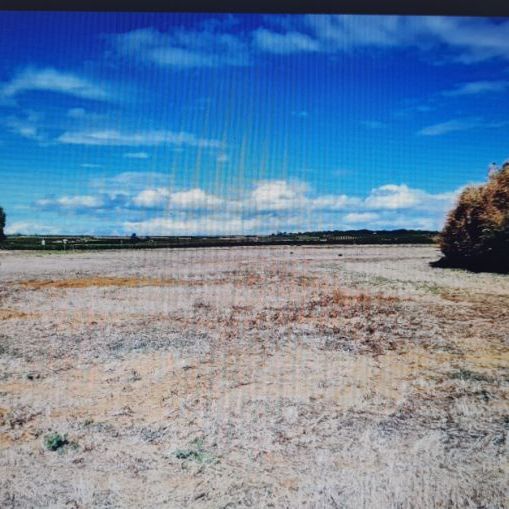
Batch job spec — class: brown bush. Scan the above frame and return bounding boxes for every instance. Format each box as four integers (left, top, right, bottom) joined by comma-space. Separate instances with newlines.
434, 162, 509, 272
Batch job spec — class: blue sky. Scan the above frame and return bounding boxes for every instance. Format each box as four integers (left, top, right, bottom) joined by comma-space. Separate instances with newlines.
0, 12, 508, 235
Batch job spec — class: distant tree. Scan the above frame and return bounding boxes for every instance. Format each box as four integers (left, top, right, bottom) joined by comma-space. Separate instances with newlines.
130, 232, 139, 243
0, 206, 5, 241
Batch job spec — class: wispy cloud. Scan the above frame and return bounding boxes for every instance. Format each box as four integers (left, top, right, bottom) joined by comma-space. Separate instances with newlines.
123, 214, 265, 236
4, 111, 46, 142
124, 151, 150, 159
417, 118, 482, 136
442, 80, 509, 96
276, 15, 509, 64
113, 27, 249, 68
57, 129, 223, 148
253, 28, 319, 54
5, 221, 61, 235
36, 195, 105, 210
344, 212, 380, 223
1, 68, 109, 101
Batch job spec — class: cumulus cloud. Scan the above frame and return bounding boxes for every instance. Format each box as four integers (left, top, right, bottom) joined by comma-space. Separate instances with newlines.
170, 189, 223, 210
247, 180, 308, 211
1, 68, 109, 100
31, 175, 460, 233
132, 188, 170, 208
364, 183, 457, 211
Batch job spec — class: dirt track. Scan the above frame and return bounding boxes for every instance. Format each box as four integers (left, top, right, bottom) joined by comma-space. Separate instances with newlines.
1, 245, 508, 508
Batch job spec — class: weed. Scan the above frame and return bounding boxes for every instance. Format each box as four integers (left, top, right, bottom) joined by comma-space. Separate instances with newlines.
44, 432, 69, 451
175, 438, 217, 464
450, 369, 492, 383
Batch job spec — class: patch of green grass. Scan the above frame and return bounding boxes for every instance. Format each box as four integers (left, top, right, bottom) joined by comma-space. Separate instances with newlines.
174, 438, 217, 464
450, 369, 492, 383
44, 432, 68, 451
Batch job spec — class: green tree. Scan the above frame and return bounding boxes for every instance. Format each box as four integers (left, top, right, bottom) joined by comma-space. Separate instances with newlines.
0, 206, 5, 241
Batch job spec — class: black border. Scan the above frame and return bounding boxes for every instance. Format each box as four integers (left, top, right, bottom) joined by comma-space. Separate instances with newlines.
0, 0, 508, 17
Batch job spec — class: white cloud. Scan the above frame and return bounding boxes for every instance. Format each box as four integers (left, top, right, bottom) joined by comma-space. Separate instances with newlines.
132, 188, 170, 208
57, 129, 222, 148
124, 151, 150, 159
271, 15, 509, 64
442, 80, 509, 96
170, 188, 223, 210
5, 221, 61, 235
310, 194, 361, 210
90, 171, 170, 194
123, 215, 265, 236
81, 163, 102, 168
364, 183, 458, 212
364, 184, 422, 210
31, 174, 462, 233
344, 212, 379, 223
217, 153, 229, 163
1, 68, 108, 100
253, 28, 320, 54
417, 118, 480, 136
36, 195, 104, 209
114, 27, 249, 68
4, 111, 47, 142
248, 180, 308, 211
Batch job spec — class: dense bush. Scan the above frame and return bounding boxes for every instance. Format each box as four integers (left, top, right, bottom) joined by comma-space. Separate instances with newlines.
433, 162, 509, 272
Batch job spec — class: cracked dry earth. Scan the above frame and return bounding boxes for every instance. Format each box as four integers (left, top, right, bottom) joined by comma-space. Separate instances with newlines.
0, 245, 508, 508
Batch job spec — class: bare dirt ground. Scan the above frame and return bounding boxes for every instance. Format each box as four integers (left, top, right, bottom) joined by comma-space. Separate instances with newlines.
0, 245, 508, 508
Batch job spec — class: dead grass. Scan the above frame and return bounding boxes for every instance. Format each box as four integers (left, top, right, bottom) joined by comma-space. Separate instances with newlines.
0, 245, 508, 508
0, 308, 36, 320
18, 276, 182, 289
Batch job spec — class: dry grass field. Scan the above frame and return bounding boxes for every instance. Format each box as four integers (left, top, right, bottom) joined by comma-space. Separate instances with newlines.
0, 245, 508, 508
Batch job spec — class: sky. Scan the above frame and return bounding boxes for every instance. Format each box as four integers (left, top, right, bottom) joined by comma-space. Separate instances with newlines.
0, 12, 508, 235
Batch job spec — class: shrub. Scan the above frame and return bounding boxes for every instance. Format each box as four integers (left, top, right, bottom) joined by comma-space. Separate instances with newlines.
0, 206, 5, 241
434, 162, 509, 273
44, 432, 68, 451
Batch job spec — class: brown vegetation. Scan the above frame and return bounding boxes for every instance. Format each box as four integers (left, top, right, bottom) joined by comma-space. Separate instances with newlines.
436, 162, 509, 272
1, 246, 508, 508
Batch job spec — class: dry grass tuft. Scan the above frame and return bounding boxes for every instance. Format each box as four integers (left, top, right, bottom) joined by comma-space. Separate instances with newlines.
0, 308, 35, 320
18, 276, 181, 289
